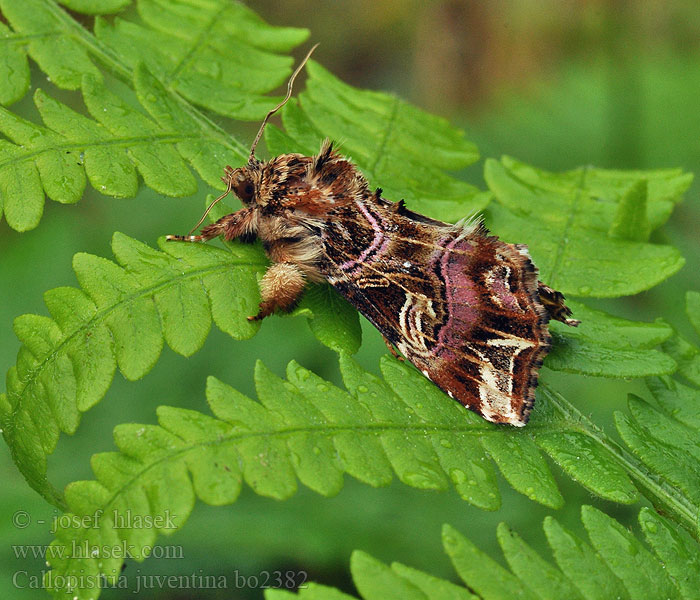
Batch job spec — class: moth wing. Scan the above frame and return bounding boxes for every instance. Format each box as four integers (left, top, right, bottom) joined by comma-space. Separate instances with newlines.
320, 205, 551, 426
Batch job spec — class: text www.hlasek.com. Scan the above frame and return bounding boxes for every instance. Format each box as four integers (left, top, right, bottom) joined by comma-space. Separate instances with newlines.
13, 540, 183, 561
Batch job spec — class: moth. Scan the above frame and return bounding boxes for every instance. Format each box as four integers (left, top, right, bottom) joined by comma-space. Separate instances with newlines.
167, 46, 579, 426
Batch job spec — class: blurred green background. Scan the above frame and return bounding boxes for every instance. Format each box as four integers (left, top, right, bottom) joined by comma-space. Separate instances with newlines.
1, 1, 699, 597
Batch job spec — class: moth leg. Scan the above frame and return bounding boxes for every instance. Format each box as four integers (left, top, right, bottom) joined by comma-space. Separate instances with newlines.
166, 209, 254, 243
383, 337, 405, 362
248, 262, 306, 321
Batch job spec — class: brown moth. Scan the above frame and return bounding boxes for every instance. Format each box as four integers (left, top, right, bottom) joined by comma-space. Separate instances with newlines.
167, 46, 579, 426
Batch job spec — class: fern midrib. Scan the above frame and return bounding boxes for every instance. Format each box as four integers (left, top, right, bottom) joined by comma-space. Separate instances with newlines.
41, 0, 132, 80
161, 3, 229, 87
546, 165, 588, 286
0, 132, 219, 171
366, 95, 400, 180
0, 31, 61, 44
541, 385, 698, 536
39, 0, 249, 158
84, 419, 575, 533
5, 255, 267, 428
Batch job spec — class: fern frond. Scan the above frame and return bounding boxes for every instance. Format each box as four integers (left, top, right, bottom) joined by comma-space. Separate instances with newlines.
94, 0, 307, 119
545, 299, 675, 377
0, 0, 103, 98
0, 71, 236, 230
266, 507, 696, 600
439, 506, 689, 600
48, 434, 699, 600
41, 352, 700, 596
369, 358, 643, 506
0, 233, 265, 505
0, 0, 308, 231
609, 295, 700, 534
0, 227, 369, 505
0, 0, 307, 112
484, 157, 689, 297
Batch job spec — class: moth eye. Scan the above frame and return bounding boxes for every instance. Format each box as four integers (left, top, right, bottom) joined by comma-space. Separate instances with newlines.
234, 177, 255, 203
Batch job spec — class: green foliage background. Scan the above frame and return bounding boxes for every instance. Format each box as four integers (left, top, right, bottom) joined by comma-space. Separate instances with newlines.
1, 1, 699, 599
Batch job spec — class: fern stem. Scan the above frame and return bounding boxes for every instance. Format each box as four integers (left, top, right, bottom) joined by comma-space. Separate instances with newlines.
541, 384, 698, 538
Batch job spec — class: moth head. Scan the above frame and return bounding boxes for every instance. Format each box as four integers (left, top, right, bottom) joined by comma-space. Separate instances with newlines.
225, 155, 307, 210
175, 45, 317, 235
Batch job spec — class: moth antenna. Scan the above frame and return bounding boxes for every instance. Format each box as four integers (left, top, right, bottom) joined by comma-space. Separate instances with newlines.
248, 43, 319, 162
185, 175, 234, 236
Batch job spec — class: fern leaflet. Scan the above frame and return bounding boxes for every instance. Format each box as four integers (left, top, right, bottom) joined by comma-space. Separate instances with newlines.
265, 507, 698, 600
0, 0, 308, 231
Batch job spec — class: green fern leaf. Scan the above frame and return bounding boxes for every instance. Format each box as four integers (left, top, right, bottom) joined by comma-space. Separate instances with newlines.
604, 293, 700, 535
536, 296, 700, 532
0, 0, 103, 92
93, 0, 307, 119
534, 425, 638, 504
445, 523, 540, 600
0, 68, 250, 230
581, 505, 681, 600
0, 0, 307, 231
546, 299, 675, 377
0, 21, 31, 105
542, 515, 631, 599
263, 507, 693, 600
615, 383, 700, 532
58, 0, 131, 14
388, 562, 477, 600
39, 350, 700, 596
639, 506, 700, 599
492, 155, 691, 229
1, 232, 265, 503
0, 0, 307, 110
132, 63, 248, 186
496, 522, 585, 600
484, 157, 689, 296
